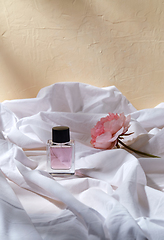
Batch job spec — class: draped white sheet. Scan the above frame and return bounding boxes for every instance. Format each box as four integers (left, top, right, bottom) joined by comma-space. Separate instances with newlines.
1, 82, 164, 240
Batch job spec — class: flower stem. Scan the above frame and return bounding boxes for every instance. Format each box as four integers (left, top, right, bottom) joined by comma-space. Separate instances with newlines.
118, 139, 160, 158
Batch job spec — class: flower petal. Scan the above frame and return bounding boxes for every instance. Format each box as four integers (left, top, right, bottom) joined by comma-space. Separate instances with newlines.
96, 131, 112, 143
104, 118, 123, 134
94, 140, 117, 149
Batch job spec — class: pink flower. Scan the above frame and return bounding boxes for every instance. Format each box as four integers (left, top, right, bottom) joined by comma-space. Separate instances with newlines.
90, 113, 131, 149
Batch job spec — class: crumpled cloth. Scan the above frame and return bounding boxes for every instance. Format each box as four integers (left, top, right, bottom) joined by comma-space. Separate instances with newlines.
0, 82, 164, 240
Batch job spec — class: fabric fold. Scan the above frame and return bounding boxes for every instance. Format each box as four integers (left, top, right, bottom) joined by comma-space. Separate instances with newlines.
0, 83, 164, 239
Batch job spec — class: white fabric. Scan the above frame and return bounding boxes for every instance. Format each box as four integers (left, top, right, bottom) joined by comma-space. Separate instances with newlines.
0, 82, 164, 239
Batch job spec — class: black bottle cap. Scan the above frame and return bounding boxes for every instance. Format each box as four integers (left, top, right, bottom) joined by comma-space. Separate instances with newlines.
52, 126, 70, 143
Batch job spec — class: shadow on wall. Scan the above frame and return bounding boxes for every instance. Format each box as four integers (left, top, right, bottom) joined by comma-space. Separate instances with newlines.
0, 43, 37, 99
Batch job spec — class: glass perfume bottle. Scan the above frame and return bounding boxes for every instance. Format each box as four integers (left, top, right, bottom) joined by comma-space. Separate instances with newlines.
47, 126, 75, 175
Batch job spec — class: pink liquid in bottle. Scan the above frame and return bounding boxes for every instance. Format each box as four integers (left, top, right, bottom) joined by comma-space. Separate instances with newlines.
50, 146, 72, 169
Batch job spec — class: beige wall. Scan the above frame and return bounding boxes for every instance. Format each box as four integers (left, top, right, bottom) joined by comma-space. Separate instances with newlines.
0, 0, 164, 109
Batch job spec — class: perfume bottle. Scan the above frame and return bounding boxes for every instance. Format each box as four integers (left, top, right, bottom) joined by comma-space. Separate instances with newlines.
47, 126, 75, 175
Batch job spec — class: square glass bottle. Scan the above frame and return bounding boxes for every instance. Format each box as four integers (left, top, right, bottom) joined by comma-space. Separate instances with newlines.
47, 126, 75, 175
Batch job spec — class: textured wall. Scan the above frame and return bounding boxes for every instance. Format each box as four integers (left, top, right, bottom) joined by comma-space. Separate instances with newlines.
0, 0, 164, 109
